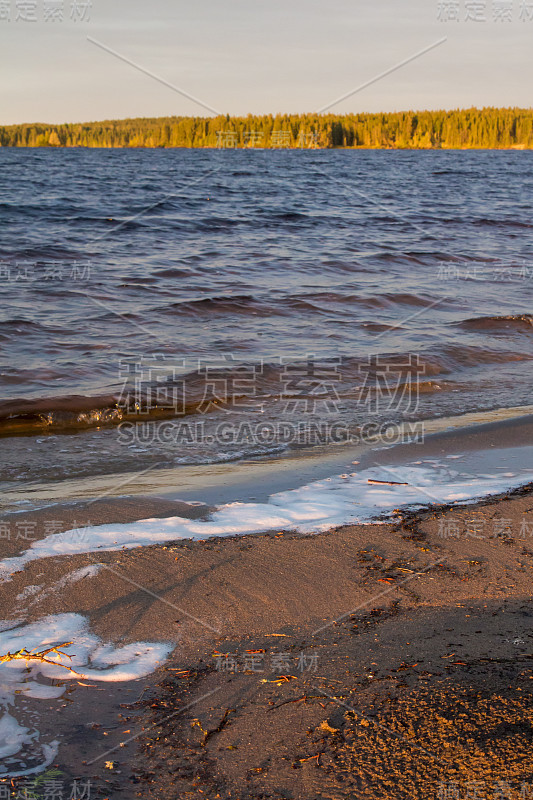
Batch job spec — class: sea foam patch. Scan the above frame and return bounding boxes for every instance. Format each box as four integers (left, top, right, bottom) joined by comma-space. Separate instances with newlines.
0, 613, 173, 776
1, 454, 533, 580
14, 565, 103, 614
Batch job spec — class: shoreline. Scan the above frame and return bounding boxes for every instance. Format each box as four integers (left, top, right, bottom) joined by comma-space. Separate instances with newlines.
2, 145, 533, 150
2, 404, 533, 513
2, 410, 533, 794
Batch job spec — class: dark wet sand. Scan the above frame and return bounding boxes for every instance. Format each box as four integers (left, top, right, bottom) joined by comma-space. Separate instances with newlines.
2, 479, 533, 798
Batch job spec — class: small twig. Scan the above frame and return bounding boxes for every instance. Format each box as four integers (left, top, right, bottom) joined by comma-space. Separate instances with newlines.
0, 641, 82, 675
267, 694, 326, 711
202, 708, 235, 745
368, 479, 409, 486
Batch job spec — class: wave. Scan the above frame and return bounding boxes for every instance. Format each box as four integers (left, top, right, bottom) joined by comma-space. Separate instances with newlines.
157, 290, 451, 320
0, 346, 508, 436
459, 314, 533, 332
164, 294, 277, 317
432, 170, 475, 176
0, 245, 83, 260
0, 394, 122, 434
153, 267, 197, 278
437, 344, 533, 369
264, 211, 309, 222
439, 216, 532, 229
380, 292, 447, 308
0, 319, 55, 338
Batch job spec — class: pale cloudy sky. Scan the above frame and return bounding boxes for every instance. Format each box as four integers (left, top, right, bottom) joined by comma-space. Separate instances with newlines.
1, 0, 532, 124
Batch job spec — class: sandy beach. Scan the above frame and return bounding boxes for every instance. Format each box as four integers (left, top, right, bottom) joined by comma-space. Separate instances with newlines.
2, 413, 533, 798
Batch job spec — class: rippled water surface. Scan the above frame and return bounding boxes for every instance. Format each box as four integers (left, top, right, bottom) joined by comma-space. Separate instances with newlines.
1, 148, 532, 484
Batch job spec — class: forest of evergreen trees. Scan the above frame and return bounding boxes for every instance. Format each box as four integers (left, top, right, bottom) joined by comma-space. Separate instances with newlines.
1, 108, 532, 149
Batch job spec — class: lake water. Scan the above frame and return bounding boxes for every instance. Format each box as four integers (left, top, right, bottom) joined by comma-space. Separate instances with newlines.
1, 148, 532, 488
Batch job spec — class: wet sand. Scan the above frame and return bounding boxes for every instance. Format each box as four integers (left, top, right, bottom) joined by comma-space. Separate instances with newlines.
2, 477, 533, 798
4, 407, 533, 512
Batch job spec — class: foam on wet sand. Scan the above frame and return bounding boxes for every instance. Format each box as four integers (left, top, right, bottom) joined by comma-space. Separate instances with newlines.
0, 613, 173, 776
1, 450, 533, 580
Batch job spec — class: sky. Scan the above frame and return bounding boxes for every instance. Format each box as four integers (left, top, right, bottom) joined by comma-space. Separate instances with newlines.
0, 0, 532, 125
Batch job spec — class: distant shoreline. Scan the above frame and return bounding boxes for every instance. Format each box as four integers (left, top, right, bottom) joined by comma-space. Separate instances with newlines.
1, 107, 532, 149
1, 144, 532, 150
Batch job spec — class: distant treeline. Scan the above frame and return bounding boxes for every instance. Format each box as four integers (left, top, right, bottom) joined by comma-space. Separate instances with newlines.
1, 108, 532, 149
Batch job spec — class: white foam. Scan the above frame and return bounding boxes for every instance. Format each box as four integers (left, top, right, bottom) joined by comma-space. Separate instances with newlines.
64, 564, 103, 582
14, 566, 103, 613
14, 585, 42, 603
0, 613, 173, 776
1, 454, 533, 580
0, 713, 33, 760
0, 613, 173, 687
0, 739, 59, 779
